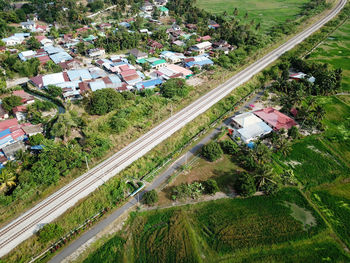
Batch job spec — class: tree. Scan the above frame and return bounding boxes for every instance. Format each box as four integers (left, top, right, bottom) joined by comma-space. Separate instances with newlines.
37, 223, 64, 243
45, 60, 62, 73
160, 78, 190, 99
288, 126, 300, 139
29, 133, 46, 145
0, 168, 16, 192
220, 139, 238, 155
46, 85, 62, 97
235, 172, 256, 197
0, 78, 6, 94
204, 179, 219, 195
89, 88, 125, 115
141, 62, 151, 72
201, 141, 223, 162
142, 190, 158, 205
2, 95, 22, 112
27, 36, 40, 50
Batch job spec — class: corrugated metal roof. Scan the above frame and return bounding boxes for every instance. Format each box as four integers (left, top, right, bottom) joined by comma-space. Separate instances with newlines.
43, 72, 66, 86
67, 69, 92, 81
89, 81, 106, 92
50, 52, 73, 64
44, 45, 64, 54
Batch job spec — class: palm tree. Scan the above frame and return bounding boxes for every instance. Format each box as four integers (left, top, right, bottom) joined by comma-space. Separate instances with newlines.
276, 138, 292, 157
0, 169, 17, 192
254, 165, 276, 189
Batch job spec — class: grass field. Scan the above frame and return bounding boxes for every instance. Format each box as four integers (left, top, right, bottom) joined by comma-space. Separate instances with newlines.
312, 185, 350, 248
308, 19, 350, 92
318, 96, 350, 165
195, 0, 310, 31
81, 188, 345, 263
275, 136, 348, 188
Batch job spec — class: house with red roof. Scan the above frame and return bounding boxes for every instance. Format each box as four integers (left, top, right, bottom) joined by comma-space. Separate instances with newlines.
13, 105, 27, 121
12, 90, 35, 104
253, 108, 297, 131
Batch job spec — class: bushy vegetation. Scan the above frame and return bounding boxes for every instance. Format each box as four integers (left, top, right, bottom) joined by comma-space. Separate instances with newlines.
201, 141, 223, 162
142, 190, 158, 205
88, 88, 125, 115
37, 223, 64, 243
160, 78, 191, 99
2, 95, 22, 112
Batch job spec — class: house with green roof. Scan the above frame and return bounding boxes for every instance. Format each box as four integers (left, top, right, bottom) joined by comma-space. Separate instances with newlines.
158, 6, 169, 15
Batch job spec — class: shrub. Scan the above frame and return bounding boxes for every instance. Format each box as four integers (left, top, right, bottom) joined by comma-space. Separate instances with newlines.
2, 95, 22, 112
219, 140, 238, 155
235, 172, 256, 197
201, 141, 223, 162
109, 117, 129, 134
288, 126, 301, 139
204, 179, 220, 195
46, 85, 63, 97
37, 223, 64, 243
160, 78, 190, 99
142, 190, 158, 205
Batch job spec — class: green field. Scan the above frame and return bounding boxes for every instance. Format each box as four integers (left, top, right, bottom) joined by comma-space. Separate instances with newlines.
81, 188, 350, 263
275, 136, 348, 188
309, 19, 350, 92
195, 0, 310, 31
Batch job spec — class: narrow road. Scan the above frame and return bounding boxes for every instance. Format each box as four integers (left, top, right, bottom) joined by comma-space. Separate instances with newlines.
49, 86, 265, 263
0, 0, 346, 258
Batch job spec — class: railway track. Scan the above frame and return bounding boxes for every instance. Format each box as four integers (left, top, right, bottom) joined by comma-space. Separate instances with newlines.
0, 0, 346, 257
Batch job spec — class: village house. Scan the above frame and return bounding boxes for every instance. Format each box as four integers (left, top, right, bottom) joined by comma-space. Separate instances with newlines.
231, 112, 273, 143
2, 141, 26, 160
190, 41, 212, 54
129, 48, 148, 60
141, 1, 153, 12
0, 105, 8, 120
88, 48, 105, 58
253, 108, 297, 131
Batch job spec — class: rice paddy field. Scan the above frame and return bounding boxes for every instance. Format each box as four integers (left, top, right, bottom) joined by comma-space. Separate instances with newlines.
275, 136, 349, 188
195, 0, 310, 31
82, 188, 350, 263
308, 19, 350, 92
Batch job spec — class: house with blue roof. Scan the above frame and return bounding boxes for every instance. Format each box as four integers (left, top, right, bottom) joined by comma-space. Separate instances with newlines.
135, 78, 163, 90
44, 45, 65, 55
119, 22, 131, 28
67, 69, 92, 81
184, 55, 214, 69
50, 52, 73, 64
89, 81, 107, 92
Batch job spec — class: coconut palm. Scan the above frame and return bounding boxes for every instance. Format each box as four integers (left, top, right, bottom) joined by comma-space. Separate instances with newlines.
0, 169, 16, 192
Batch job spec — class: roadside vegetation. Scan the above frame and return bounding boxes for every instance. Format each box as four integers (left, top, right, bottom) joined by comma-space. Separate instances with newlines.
1, 0, 349, 262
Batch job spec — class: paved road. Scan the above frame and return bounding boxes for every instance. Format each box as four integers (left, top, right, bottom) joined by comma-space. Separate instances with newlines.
49, 86, 265, 263
0, 0, 346, 258
6, 77, 29, 88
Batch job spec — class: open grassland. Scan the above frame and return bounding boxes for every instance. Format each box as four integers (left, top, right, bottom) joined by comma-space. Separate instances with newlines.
196, 0, 309, 31
81, 188, 343, 263
309, 19, 350, 92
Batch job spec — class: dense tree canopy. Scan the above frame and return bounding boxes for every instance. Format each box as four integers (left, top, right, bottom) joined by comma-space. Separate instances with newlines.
89, 88, 125, 115
201, 141, 223, 162
160, 78, 190, 99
